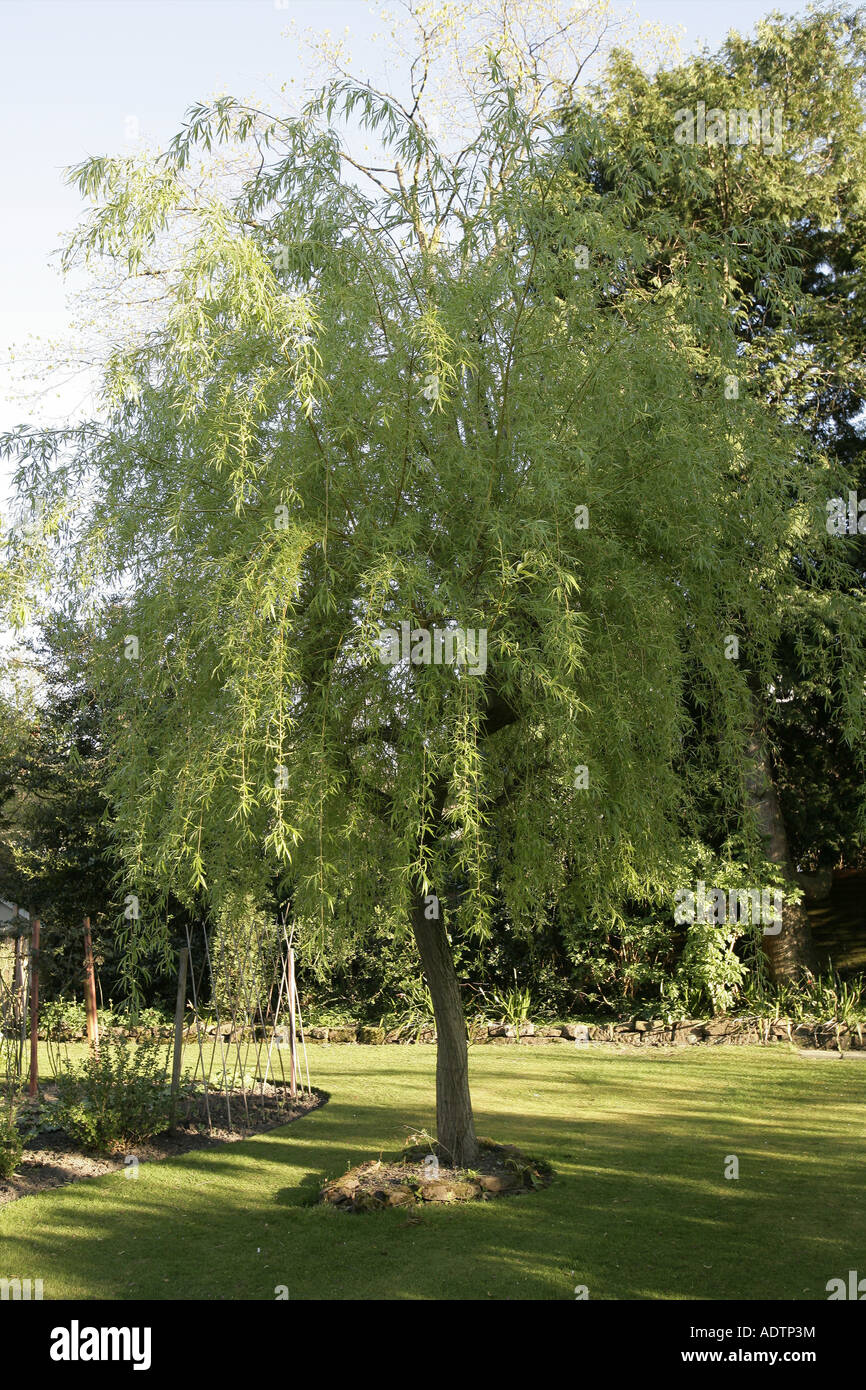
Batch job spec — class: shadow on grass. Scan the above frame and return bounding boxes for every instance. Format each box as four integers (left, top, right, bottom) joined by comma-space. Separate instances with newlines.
2, 1050, 864, 1301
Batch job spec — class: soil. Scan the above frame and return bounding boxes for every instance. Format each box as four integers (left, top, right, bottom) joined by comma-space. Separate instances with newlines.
0, 1084, 325, 1208
320, 1137, 554, 1213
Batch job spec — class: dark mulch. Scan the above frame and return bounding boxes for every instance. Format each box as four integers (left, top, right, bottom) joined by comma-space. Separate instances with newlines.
0, 1085, 325, 1207
320, 1136, 554, 1213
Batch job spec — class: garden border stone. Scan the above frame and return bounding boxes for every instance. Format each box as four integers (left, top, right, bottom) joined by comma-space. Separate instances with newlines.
299, 1016, 865, 1052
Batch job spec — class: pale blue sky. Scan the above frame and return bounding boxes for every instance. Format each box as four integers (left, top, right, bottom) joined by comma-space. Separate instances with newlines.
0, 0, 816, 469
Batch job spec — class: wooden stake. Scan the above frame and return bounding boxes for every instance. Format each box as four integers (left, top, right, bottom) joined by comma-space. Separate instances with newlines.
28, 916, 40, 1098
12, 933, 23, 1027
169, 947, 189, 1132
83, 915, 99, 1053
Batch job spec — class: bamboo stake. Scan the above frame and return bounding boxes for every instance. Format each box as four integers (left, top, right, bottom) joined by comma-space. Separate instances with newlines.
294, 970, 311, 1096
288, 947, 297, 1100
169, 947, 189, 1133
184, 921, 212, 1130
261, 933, 289, 1089
12, 933, 23, 1031
83, 915, 99, 1053
28, 916, 40, 1098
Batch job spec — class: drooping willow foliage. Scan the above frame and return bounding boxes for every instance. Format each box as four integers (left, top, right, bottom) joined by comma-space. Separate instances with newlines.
211, 890, 282, 1026
2, 51, 863, 996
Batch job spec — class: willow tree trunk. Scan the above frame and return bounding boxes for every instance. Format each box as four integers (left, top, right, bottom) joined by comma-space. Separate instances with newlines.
745, 722, 817, 983
410, 886, 479, 1168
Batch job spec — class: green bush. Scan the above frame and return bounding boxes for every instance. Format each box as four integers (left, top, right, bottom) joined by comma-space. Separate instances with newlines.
97, 1003, 119, 1030
115, 1004, 172, 1037
663, 921, 750, 1017
383, 978, 437, 1042
133, 1006, 171, 1031
55, 1039, 176, 1153
303, 1003, 360, 1028
0, 1089, 23, 1179
481, 978, 534, 1030
742, 970, 866, 1027
41, 996, 87, 1040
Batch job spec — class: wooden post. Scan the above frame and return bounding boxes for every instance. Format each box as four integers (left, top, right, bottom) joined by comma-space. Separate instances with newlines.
83, 915, 99, 1052
288, 948, 297, 1100
28, 916, 40, 1098
169, 947, 189, 1132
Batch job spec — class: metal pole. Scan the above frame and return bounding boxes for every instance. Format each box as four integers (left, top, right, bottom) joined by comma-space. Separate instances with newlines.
169, 947, 189, 1132
83, 915, 99, 1052
28, 916, 40, 1098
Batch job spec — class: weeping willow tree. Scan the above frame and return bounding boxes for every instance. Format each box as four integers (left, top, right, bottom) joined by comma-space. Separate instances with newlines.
2, 7, 863, 1163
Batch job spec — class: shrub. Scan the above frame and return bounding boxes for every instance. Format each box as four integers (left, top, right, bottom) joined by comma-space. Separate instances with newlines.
41, 996, 87, 1040
115, 1004, 173, 1038
134, 1006, 171, 1032
384, 978, 437, 1042
97, 1003, 119, 1030
0, 1088, 23, 1179
663, 920, 749, 1017
302, 1003, 360, 1028
742, 970, 866, 1027
0, 1122, 22, 1179
55, 1038, 177, 1153
481, 978, 533, 1030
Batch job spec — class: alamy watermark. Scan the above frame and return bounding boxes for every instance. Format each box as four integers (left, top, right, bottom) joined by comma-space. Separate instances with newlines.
826, 491, 866, 536
673, 102, 784, 156
826, 1270, 866, 1300
378, 621, 487, 676
675, 881, 783, 935
50, 1321, 151, 1370
1, 1277, 43, 1300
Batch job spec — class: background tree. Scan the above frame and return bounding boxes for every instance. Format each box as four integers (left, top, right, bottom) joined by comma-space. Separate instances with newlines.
0, 618, 122, 999
567, 2, 866, 975
0, 614, 201, 1009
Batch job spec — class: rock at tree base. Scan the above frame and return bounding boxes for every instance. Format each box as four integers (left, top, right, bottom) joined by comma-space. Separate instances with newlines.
318, 1141, 553, 1213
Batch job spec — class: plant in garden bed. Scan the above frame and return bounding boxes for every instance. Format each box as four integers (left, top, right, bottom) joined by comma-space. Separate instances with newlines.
302, 1003, 361, 1029
0, 1036, 23, 1177
482, 976, 534, 1031
466, 1011, 490, 1044
385, 979, 438, 1043
123, 1005, 173, 1037
739, 969, 866, 1029
0, 1086, 23, 1179
14, 1094, 64, 1143
662, 919, 750, 1018
41, 996, 87, 1041
504, 1151, 553, 1191
55, 1038, 183, 1154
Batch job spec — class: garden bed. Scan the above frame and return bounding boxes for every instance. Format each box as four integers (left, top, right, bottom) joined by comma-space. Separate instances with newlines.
0, 1084, 325, 1208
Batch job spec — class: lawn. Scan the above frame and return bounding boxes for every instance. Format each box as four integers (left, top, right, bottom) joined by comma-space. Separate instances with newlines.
1, 1043, 863, 1300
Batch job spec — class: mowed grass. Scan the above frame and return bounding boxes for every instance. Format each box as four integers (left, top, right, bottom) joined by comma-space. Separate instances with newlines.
1, 1043, 864, 1300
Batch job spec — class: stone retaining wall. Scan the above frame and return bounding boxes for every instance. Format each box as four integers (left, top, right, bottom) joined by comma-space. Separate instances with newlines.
39, 1017, 865, 1052
301, 1017, 866, 1051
